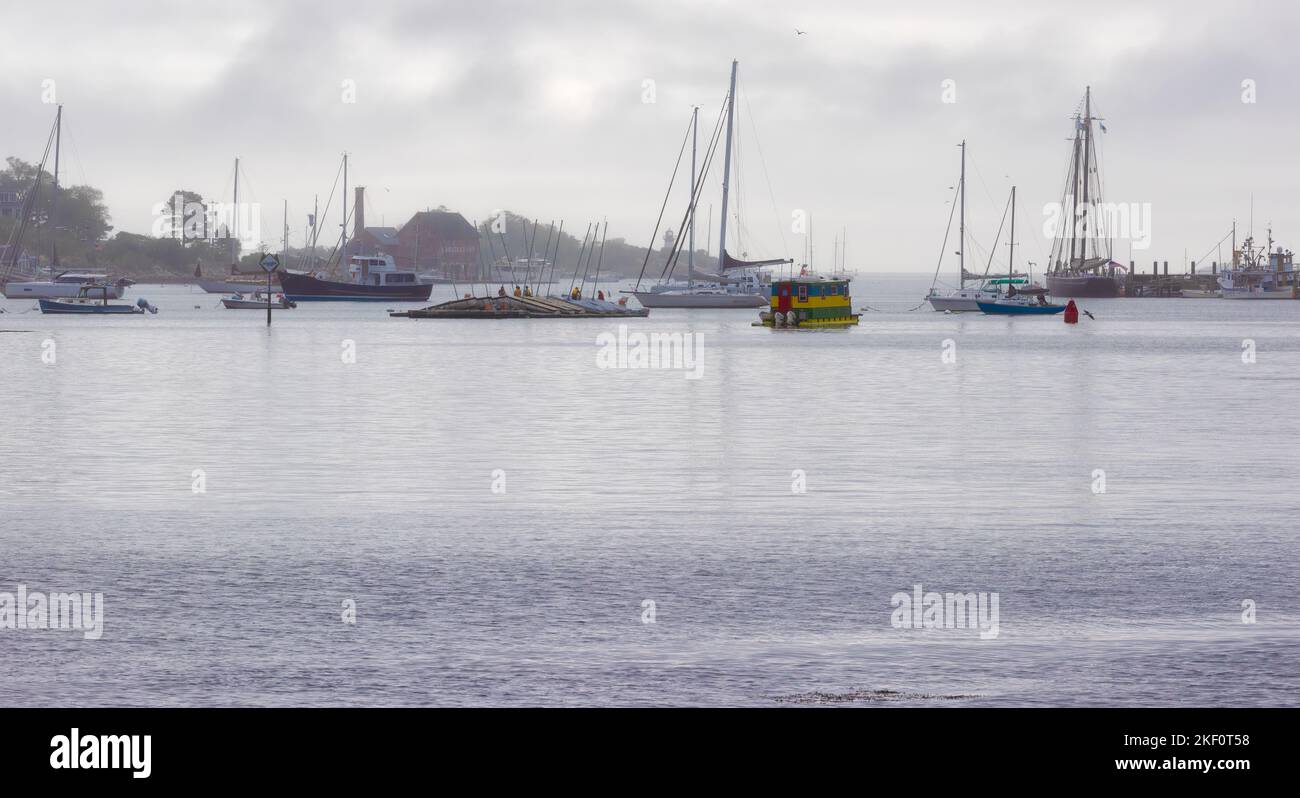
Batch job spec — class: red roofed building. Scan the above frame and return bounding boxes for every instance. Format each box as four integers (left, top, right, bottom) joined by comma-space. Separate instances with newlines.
350, 187, 481, 280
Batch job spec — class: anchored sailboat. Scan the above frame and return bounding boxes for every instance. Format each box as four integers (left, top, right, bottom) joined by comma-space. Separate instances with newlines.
977, 186, 1065, 315
2, 106, 132, 300
632, 60, 789, 309
196, 157, 270, 294
926, 140, 1001, 311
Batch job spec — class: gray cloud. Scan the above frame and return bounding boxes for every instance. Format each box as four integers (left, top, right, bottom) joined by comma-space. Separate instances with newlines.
4, 0, 1297, 268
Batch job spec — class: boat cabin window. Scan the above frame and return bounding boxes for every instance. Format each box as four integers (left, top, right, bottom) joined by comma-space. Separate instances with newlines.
797, 284, 808, 302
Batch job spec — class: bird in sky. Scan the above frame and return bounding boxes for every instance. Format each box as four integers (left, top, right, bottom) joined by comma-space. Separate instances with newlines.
795, 29, 806, 35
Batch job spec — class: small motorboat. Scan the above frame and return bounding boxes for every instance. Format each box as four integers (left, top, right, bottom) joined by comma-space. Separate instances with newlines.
39, 287, 157, 315
221, 291, 296, 309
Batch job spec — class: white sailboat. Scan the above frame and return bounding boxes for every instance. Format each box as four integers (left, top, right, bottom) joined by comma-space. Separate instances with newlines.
196, 157, 268, 294
632, 61, 789, 309
2, 106, 132, 300
927, 140, 999, 311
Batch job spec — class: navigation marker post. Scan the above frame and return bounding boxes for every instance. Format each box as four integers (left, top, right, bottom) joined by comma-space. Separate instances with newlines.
259, 253, 280, 326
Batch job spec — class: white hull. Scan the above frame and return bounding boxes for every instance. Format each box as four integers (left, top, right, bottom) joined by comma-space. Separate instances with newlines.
927, 289, 998, 312
3, 281, 125, 299
927, 296, 981, 312
1220, 289, 1295, 299
631, 291, 767, 309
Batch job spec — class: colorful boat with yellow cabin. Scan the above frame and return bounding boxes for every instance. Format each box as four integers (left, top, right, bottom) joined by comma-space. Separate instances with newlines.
754, 274, 860, 328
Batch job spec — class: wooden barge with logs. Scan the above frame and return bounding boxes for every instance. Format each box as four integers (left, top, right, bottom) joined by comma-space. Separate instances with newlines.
390, 294, 649, 319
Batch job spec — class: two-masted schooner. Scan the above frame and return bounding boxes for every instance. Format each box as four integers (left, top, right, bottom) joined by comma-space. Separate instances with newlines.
1045, 86, 1126, 298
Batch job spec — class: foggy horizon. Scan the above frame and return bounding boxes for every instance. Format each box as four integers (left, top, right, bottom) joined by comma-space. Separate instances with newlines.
5, 0, 1298, 271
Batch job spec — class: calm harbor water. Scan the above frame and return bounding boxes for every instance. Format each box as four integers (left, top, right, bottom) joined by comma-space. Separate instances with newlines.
2, 274, 1297, 706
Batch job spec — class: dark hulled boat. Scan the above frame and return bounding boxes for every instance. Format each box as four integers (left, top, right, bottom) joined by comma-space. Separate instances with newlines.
278, 255, 432, 302
1045, 86, 1126, 299
1046, 262, 1124, 298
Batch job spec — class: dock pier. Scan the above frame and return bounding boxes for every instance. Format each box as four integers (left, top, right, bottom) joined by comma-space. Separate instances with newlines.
1124, 260, 1223, 297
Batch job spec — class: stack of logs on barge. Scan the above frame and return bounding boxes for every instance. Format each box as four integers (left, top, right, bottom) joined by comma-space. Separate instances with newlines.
390, 294, 649, 319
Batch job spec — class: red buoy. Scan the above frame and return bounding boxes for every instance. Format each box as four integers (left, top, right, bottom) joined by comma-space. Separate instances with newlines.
1064, 299, 1079, 324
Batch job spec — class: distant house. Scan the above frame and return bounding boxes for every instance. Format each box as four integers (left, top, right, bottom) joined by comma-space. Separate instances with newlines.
0, 190, 25, 219
0, 244, 38, 277
349, 188, 481, 280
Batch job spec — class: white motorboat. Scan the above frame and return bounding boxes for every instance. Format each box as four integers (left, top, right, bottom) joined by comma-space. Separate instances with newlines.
221, 291, 296, 309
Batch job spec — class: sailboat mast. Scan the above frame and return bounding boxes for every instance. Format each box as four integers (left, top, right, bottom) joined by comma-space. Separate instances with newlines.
50, 105, 62, 273
1009, 186, 1016, 296
689, 105, 697, 284
1067, 119, 1081, 268
282, 199, 288, 261
717, 60, 738, 274
231, 157, 239, 269
706, 205, 712, 261
1079, 86, 1093, 262
959, 139, 965, 287
341, 153, 349, 268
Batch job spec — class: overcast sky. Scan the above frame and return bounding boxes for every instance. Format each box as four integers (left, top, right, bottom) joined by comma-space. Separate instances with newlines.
3, 0, 1298, 272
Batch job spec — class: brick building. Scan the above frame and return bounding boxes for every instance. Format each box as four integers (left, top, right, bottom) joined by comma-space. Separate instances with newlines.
350, 187, 481, 280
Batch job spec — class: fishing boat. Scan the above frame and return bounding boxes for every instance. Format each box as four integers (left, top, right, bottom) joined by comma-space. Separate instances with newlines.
277, 155, 433, 302
1045, 87, 1127, 298
631, 62, 790, 309
221, 291, 296, 309
0, 106, 132, 299
926, 141, 1000, 311
39, 286, 157, 315
977, 186, 1065, 316
754, 271, 859, 328
279, 253, 433, 302
1218, 226, 1297, 299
